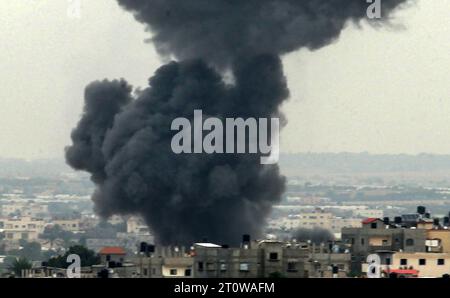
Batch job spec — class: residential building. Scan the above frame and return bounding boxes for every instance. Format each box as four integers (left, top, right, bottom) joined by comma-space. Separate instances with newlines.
99, 246, 127, 264
127, 217, 150, 234
0, 216, 46, 241
135, 238, 351, 278
342, 218, 427, 273
52, 218, 81, 232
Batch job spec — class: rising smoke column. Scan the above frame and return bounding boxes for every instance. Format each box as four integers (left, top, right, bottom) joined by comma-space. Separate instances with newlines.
66, 0, 410, 245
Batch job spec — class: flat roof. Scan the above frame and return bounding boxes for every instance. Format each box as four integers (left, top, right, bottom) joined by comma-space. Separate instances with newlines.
194, 243, 222, 248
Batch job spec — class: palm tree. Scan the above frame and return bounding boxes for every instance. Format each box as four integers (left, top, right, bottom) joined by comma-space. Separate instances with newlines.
9, 257, 32, 277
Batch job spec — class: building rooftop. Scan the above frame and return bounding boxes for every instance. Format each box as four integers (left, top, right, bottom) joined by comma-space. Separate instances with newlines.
385, 269, 419, 275
361, 218, 380, 224
194, 243, 222, 248
99, 247, 126, 255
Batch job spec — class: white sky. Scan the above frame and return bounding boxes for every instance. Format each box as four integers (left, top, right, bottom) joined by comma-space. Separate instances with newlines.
0, 0, 449, 159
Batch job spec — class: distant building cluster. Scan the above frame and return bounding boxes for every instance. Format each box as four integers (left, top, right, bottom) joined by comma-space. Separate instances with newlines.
19, 237, 351, 278
0, 198, 153, 267
2, 186, 450, 278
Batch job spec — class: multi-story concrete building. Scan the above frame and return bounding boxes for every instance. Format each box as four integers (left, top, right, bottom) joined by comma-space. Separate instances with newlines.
363, 251, 450, 278
331, 218, 362, 236
342, 206, 450, 275
127, 217, 150, 234
134, 238, 351, 278
1, 201, 48, 218
52, 218, 81, 232
342, 218, 428, 273
0, 216, 46, 241
269, 208, 361, 234
353, 209, 383, 219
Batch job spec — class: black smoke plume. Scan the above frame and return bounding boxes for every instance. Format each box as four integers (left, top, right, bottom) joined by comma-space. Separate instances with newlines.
291, 228, 335, 245
66, 0, 409, 245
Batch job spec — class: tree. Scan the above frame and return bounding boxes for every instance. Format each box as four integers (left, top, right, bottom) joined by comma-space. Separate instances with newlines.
40, 225, 74, 248
47, 245, 100, 269
9, 257, 32, 277
19, 242, 42, 261
84, 221, 125, 239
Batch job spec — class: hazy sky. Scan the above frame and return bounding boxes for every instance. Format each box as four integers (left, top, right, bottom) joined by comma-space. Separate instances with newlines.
0, 0, 449, 159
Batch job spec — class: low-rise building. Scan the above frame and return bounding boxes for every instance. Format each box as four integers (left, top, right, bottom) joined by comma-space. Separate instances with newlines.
99, 246, 127, 265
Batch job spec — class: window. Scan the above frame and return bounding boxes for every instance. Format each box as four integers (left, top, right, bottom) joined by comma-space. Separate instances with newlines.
239, 263, 249, 272
170, 269, 177, 276
287, 262, 297, 272
361, 238, 365, 246
419, 259, 426, 266
220, 263, 227, 272
371, 222, 377, 229
106, 255, 111, 261
400, 259, 408, 266
406, 239, 414, 246
198, 262, 204, 272
269, 252, 279, 261
143, 268, 148, 276
184, 269, 191, 276
206, 262, 215, 271
385, 258, 391, 265
438, 259, 445, 265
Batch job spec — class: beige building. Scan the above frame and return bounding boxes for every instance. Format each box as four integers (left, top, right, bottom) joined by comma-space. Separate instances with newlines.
426, 229, 450, 253
0, 216, 45, 241
353, 209, 383, 219
297, 209, 334, 230
161, 257, 193, 278
391, 252, 450, 277
52, 219, 81, 232
1, 202, 48, 217
331, 218, 362, 234
127, 217, 150, 234
270, 208, 361, 234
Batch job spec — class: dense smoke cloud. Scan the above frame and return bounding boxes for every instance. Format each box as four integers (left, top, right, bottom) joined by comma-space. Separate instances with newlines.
117, 0, 409, 68
291, 228, 335, 245
66, 0, 409, 245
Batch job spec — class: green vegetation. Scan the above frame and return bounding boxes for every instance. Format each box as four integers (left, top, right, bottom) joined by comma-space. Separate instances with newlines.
47, 245, 100, 269
8, 257, 32, 277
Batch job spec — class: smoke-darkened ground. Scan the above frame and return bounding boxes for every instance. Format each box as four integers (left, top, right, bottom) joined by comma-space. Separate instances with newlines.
66, 0, 410, 245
